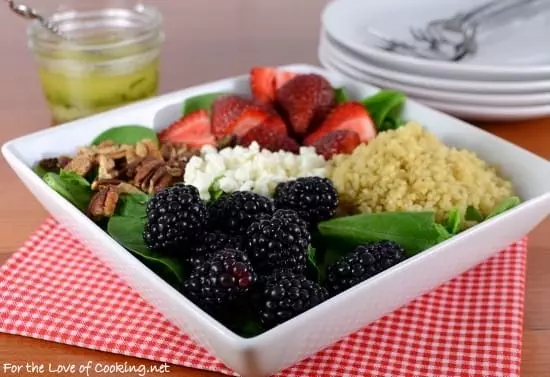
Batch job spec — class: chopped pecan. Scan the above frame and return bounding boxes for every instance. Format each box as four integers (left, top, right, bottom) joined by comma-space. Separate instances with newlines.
117, 182, 145, 195
76, 146, 96, 159
94, 141, 129, 160
57, 156, 71, 169
91, 179, 144, 195
120, 157, 144, 180
38, 158, 60, 173
160, 142, 199, 181
133, 157, 172, 194
135, 139, 163, 160
64, 155, 93, 176
97, 155, 117, 180
88, 186, 119, 219
91, 179, 124, 191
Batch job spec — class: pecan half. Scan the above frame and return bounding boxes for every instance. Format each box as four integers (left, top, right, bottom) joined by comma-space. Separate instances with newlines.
133, 157, 172, 194
88, 186, 119, 219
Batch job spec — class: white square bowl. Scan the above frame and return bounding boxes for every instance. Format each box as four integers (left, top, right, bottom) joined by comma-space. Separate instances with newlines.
3, 64, 550, 377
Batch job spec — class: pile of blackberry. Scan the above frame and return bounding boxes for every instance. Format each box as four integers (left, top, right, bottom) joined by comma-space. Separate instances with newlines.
142, 179, 407, 335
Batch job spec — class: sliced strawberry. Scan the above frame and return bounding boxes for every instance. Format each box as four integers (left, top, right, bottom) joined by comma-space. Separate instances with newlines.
158, 110, 215, 148
304, 102, 377, 145
276, 74, 335, 137
239, 114, 287, 146
231, 107, 271, 137
260, 114, 288, 135
274, 71, 297, 89
240, 125, 299, 153
211, 95, 251, 137
250, 67, 277, 104
310, 130, 361, 160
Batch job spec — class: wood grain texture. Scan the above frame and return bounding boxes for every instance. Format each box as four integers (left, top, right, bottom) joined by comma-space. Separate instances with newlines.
0, 1, 548, 376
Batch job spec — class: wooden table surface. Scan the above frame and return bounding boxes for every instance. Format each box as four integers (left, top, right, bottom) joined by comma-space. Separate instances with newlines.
0, 1, 548, 376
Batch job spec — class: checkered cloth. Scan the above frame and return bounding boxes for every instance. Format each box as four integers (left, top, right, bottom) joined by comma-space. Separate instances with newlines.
0, 218, 526, 377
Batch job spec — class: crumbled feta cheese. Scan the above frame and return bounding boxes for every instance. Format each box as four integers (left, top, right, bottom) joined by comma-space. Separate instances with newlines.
183, 142, 327, 200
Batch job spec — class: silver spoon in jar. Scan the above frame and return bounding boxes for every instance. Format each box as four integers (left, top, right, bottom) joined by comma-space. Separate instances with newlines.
6, 0, 72, 40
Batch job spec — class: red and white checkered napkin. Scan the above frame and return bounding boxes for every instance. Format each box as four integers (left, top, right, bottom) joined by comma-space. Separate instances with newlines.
0, 218, 526, 377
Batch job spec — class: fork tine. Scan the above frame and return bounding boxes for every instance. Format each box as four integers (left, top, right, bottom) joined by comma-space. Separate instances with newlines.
366, 27, 470, 61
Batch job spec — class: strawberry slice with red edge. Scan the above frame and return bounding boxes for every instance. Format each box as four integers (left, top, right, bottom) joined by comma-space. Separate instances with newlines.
211, 94, 272, 137
231, 108, 271, 137
250, 67, 277, 104
304, 102, 376, 145
158, 109, 215, 148
275, 70, 297, 90
250, 66, 299, 104
310, 129, 361, 160
239, 114, 288, 145
211, 95, 250, 137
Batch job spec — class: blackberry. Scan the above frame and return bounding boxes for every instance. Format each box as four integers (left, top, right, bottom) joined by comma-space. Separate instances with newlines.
255, 270, 329, 329
245, 209, 310, 275
143, 184, 208, 252
208, 191, 274, 235
182, 249, 257, 312
185, 231, 243, 269
274, 177, 339, 224
325, 241, 406, 295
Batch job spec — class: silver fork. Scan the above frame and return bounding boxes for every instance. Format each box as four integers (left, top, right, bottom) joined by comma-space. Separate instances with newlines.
410, 0, 534, 54
367, 27, 475, 62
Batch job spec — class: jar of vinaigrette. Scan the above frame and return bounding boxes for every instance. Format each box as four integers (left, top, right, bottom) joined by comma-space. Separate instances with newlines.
27, 2, 164, 124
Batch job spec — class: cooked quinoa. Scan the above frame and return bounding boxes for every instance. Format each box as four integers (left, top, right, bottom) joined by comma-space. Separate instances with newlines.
328, 122, 515, 221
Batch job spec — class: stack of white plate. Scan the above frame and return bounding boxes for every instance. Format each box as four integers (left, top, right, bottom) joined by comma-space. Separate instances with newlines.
319, 0, 550, 121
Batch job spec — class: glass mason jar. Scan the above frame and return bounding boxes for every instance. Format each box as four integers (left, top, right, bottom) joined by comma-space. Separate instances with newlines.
27, 2, 164, 125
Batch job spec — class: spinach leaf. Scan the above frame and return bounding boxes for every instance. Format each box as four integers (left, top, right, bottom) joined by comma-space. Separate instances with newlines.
465, 206, 484, 222
107, 216, 186, 286
222, 303, 264, 338
334, 88, 349, 104
117, 193, 150, 218
486, 196, 521, 219
92, 125, 158, 146
239, 318, 264, 338
60, 169, 91, 187
43, 171, 92, 212
444, 208, 461, 235
318, 211, 441, 256
208, 176, 225, 202
182, 92, 227, 116
307, 245, 321, 283
361, 90, 407, 132
33, 164, 49, 178
434, 223, 452, 243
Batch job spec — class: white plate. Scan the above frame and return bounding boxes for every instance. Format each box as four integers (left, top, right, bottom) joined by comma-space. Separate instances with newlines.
419, 99, 550, 121
321, 30, 550, 95
319, 51, 550, 121
322, 0, 550, 80
320, 41, 550, 107
3, 64, 550, 377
